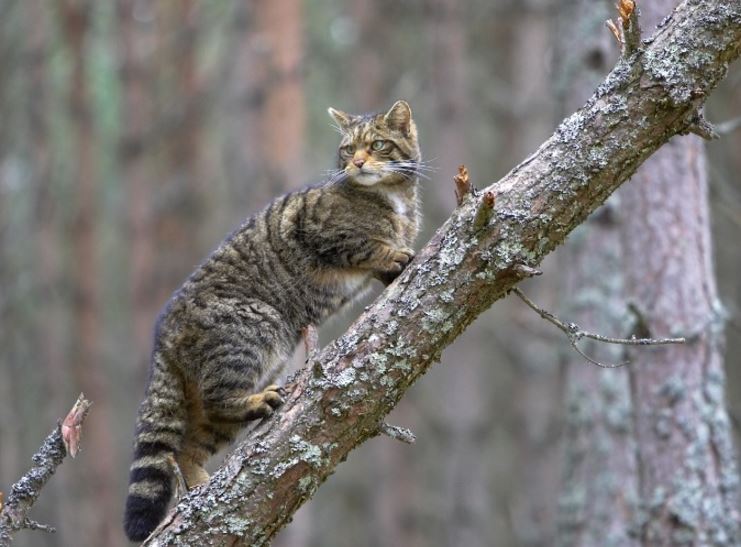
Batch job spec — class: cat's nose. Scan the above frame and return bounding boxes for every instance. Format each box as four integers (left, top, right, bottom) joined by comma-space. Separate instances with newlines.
353, 158, 366, 168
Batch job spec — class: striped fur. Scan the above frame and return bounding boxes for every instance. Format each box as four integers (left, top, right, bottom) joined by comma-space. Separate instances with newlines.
123, 100, 422, 541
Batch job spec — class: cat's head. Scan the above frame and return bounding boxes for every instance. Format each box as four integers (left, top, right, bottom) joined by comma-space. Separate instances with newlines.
328, 100, 421, 187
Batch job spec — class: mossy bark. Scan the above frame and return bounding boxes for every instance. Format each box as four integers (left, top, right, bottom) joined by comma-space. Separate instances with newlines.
144, 1, 741, 544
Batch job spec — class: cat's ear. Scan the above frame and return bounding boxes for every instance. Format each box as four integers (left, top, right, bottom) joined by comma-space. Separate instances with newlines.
384, 100, 412, 135
328, 107, 353, 130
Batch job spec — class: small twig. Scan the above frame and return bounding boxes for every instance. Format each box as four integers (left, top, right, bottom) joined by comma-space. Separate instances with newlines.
378, 422, 416, 445
0, 394, 91, 545
606, 19, 622, 46
513, 288, 685, 369
453, 165, 474, 206
686, 111, 720, 140
607, 0, 641, 56
716, 115, 741, 135
569, 338, 628, 369
514, 264, 542, 278
473, 191, 496, 230
61, 393, 92, 458
21, 519, 55, 534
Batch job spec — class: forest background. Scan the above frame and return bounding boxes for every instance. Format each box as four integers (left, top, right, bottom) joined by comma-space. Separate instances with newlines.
1, 1, 740, 546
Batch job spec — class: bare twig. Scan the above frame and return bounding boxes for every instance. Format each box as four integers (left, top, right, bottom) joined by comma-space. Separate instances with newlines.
378, 422, 416, 445
454, 164, 474, 206
514, 264, 543, 278
686, 111, 720, 140
0, 394, 92, 546
513, 288, 685, 368
473, 191, 496, 230
60, 393, 92, 458
606, 19, 622, 46
716, 115, 741, 135
20, 519, 55, 534
607, 0, 642, 56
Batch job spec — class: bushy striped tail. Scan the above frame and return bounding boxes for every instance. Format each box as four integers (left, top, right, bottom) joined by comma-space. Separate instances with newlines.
123, 436, 175, 541
124, 354, 185, 541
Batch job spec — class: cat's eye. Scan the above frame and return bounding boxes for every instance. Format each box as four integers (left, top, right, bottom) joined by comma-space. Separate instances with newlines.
371, 140, 387, 151
341, 144, 356, 155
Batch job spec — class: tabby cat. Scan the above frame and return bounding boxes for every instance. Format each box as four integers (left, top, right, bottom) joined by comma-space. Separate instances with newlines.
123, 100, 423, 541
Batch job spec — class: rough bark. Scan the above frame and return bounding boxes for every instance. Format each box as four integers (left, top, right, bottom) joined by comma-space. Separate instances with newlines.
620, 5, 739, 544
624, 134, 737, 546
145, 2, 741, 544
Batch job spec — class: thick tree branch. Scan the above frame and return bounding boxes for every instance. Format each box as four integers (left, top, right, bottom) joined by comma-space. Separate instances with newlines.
145, 1, 741, 544
0, 394, 91, 546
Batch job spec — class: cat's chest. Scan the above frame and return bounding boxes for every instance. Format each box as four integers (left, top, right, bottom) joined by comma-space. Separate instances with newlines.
388, 193, 409, 216
383, 191, 418, 243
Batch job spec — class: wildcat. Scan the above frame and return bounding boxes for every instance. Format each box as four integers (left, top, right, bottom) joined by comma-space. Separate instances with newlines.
123, 100, 423, 541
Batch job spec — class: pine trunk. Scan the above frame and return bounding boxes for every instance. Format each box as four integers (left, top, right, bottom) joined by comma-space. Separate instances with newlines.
60, 1, 119, 544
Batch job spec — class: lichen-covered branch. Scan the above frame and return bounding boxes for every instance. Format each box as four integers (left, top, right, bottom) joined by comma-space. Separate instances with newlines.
144, 1, 741, 544
0, 394, 91, 546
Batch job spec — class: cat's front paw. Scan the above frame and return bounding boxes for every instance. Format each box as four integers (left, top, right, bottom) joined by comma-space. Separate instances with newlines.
375, 247, 414, 286
386, 247, 415, 273
244, 385, 285, 420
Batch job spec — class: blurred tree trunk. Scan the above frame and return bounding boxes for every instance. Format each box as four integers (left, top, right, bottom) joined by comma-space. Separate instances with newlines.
580, 0, 739, 546
620, 5, 739, 544
153, 0, 207, 304
226, 0, 306, 206
554, 2, 640, 546
349, 1, 385, 112
0, 3, 23, 493
623, 128, 739, 544
427, 3, 491, 546
505, 3, 562, 545
118, 0, 159, 365
59, 1, 120, 545
27, 0, 69, 539
28, 0, 65, 437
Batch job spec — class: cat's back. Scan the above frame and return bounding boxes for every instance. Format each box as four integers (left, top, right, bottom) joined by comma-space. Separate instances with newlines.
153, 183, 369, 347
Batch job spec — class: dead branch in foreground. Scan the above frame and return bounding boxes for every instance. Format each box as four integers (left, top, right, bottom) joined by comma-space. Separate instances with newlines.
143, 1, 741, 544
0, 394, 91, 547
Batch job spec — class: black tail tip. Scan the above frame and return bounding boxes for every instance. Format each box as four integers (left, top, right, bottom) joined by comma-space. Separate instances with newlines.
124, 495, 168, 542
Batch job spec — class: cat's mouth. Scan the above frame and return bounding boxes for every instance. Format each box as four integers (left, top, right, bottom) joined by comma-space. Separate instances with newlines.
348, 167, 383, 186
